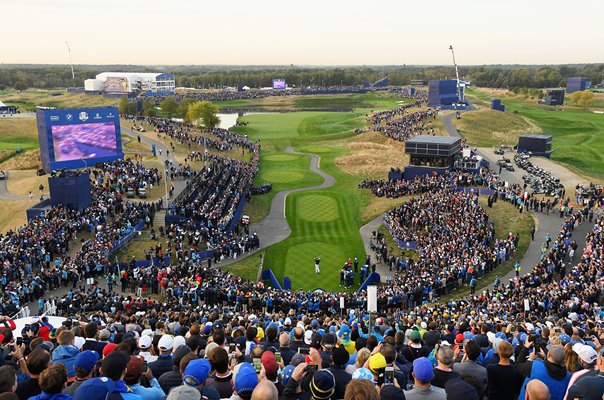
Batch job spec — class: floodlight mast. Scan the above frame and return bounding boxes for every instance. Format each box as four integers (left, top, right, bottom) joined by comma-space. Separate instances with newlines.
65, 41, 75, 80
449, 45, 461, 104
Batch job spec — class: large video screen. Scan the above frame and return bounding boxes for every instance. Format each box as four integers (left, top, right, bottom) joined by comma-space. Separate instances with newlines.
51, 122, 118, 162
105, 77, 128, 93
272, 79, 286, 89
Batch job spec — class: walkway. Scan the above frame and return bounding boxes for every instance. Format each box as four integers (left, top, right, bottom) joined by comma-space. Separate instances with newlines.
438, 109, 594, 288
0, 171, 29, 200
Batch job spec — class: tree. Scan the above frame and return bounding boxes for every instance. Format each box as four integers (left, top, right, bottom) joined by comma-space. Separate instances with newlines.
118, 96, 130, 115
14, 81, 27, 91
186, 101, 220, 129
160, 98, 178, 119
570, 91, 595, 107
142, 99, 157, 117
178, 98, 195, 118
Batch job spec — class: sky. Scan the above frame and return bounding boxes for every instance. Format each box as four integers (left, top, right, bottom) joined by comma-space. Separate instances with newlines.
3, 0, 604, 66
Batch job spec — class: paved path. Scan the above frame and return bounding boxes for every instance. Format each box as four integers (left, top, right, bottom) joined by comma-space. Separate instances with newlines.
438, 109, 594, 288
0, 171, 29, 200
120, 125, 187, 205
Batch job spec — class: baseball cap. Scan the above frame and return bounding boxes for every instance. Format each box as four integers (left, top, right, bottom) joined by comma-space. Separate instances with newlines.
166, 385, 200, 400
410, 330, 421, 341
73, 377, 116, 400
304, 330, 313, 345
261, 351, 278, 375
310, 369, 335, 400
281, 365, 295, 385
173, 336, 186, 351
573, 343, 598, 364
183, 358, 211, 386
102, 343, 118, 357
74, 350, 99, 372
352, 368, 374, 381
234, 362, 258, 397
74, 336, 86, 350
412, 357, 434, 383
158, 335, 174, 351
455, 333, 465, 343
321, 333, 336, 349
125, 356, 144, 382
139, 335, 152, 350
368, 353, 387, 372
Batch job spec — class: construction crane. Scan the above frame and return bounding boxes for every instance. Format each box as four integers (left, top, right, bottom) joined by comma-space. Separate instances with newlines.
65, 41, 75, 80
449, 45, 462, 105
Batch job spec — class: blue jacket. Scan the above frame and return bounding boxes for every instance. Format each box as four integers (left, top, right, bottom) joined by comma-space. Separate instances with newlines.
130, 379, 165, 400
518, 360, 570, 400
29, 391, 72, 400
108, 381, 143, 400
52, 345, 80, 378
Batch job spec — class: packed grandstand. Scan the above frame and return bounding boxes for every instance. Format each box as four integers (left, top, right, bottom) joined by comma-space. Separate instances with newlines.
0, 87, 603, 400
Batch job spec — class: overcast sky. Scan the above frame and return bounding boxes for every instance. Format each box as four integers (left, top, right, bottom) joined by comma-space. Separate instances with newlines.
4, 0, 604, 65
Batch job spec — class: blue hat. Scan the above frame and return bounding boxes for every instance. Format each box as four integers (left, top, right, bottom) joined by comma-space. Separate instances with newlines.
329, 326, 337, 333
74, 350, 99, 372
463, 331, 475, 340
311, 319, 319, 328
235, 362, 258, 395
559, 334, 571, 345
203, 323, 212, 335
495, 332, 506, 340
213, 320, 224, 330
73, 377, 116, 400
339, 325, 352, 345
311, 369, 336, 400
281, 365, 295, 386
183, 358, 211, 386
352, 368, 374, 381
518, 333, 528, 344
413, 357, 434, 383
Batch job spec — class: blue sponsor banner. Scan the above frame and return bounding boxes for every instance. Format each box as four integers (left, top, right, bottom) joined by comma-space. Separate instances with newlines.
37, 107, 123, 172
383, 218, 418, 250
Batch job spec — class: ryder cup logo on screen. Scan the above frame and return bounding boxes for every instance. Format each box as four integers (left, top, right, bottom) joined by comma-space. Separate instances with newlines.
78, 112, 89, 121
66, 114, 73, 121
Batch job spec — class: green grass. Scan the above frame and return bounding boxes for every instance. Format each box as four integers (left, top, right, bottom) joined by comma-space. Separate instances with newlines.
0, 117, 39, 163
294, 93, 406, 111
453, 108, 539, 147
245, 152, 324, 222
501, 98, 604, 180
263, 188, 365, 292
220, 251, 264, 283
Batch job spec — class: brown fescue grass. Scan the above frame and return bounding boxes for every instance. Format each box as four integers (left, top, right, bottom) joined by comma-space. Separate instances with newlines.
335, 131, 408, 179
0, 200, 37, 233
0, 150, 42, 170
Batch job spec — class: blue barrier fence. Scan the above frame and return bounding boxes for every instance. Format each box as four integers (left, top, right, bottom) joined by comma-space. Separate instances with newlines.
261, 269, 283, 290
383, 218, 418, 250
358, 272, 381, 292
456, 187, 496, 195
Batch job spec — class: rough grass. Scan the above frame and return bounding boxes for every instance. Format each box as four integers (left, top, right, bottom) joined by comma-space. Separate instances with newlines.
6, 170, 49, 196
0, 117, 39, 152
335, 132, 408, 179
2, 90, 118, 111
0, 199, 38, 233
454, 108, 541, 147
0, 150, 41, 170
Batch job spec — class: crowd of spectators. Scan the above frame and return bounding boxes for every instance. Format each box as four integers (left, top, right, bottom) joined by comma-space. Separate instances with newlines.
0, 209, 602, 399
369, 105, 438, 142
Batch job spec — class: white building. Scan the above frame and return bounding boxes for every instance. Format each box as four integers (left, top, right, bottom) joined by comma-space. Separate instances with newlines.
85, 72, 175, 95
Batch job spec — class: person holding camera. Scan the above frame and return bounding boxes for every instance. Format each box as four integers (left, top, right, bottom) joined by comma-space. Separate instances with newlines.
515, 339, 570, 400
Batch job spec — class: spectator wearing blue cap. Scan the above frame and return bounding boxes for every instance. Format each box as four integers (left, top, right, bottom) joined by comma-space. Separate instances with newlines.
233, 362, 258, 400
64, 351, 99, 396
181, 358, 219, 400
72, 377, 116, 400
404, 357, 446, 400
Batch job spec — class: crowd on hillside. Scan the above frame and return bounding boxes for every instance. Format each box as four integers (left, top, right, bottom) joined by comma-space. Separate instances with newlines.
369, 106, 439, 142
0, 159, 164, 315
0, 213, 602, 400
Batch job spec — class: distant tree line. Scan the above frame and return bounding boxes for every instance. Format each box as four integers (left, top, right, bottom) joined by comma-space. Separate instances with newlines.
1, 64, 603, 91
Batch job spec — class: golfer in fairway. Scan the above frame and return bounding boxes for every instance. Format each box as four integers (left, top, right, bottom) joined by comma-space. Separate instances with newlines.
314, 256, 321, 274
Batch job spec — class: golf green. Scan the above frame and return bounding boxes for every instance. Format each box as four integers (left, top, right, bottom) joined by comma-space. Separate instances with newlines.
263, 154, 300, 162
297, 194, 339, 222
262, 170, 305, 183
